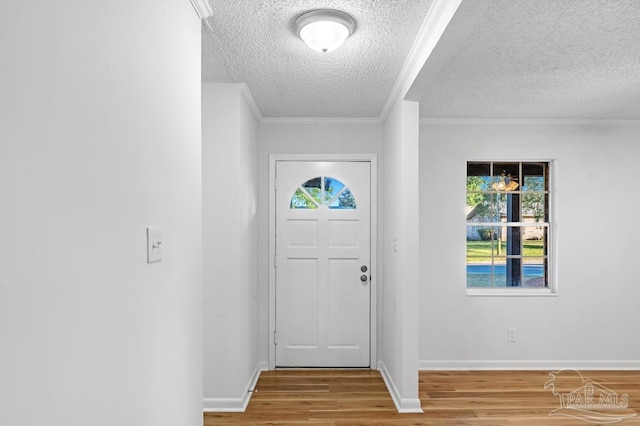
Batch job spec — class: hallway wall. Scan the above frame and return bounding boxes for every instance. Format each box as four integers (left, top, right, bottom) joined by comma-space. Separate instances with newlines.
0, 1, 203, 425
419, 121, 640, 369
380, 99, 421, 411
202, 84, 260, 411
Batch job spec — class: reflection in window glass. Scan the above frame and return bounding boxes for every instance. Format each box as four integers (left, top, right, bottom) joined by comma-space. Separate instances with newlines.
290, 176, 356, 210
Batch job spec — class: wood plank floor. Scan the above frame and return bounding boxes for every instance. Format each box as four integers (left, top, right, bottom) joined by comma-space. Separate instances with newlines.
204, 370, 640, 425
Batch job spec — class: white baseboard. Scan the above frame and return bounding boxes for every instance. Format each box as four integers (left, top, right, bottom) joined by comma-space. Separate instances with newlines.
419, 360, 640, 370
378, 361, 423, 413
203, 362, 266, 412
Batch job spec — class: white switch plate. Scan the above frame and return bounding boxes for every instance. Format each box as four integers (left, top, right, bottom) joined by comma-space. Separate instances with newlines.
147, 227, 162, 263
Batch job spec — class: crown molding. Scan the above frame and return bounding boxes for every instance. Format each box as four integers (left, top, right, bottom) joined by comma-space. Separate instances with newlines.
189, 0, 212, 19
239, 84, 263, 122
420, 117, 640, 127
379, 0, 464, 122
260, 117, 382, 126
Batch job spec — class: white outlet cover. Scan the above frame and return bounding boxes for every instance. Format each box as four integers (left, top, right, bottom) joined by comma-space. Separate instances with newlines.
147, 227, 162, 263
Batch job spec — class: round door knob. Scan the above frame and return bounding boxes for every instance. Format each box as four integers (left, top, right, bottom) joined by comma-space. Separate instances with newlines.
360, 275, 368, 282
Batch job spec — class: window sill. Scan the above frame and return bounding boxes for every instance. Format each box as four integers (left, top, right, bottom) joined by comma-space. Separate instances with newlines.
466, 287, 557, 297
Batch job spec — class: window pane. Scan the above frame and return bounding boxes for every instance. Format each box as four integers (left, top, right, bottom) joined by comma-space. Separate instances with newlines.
466, 235, 491, 263
466, 177, 490, 221
492, 162, 520, 192
505, 257, 522, 287
466, 264, 493, 287
522, 163, 546, 192
324, 177, 345, 204
488, 193, 502, 221
499, 193, 510, 218
492, 258, 507, 287
486, 257, 523, 287
505, 193, 521, 221
466, 195, 492, 223
302, 177, 322, 204
466, 176, 491, 193
467, 163, 491, 200
522, 259, 546, 287
290, 188, 318, 209
504, 226, 522, 256
329, 188, 356, 209
523, 176, 544, 192
467, 162, 491, 179
479, 194, 503, 222
467, 163, 491, 223
523, 227, 547, 257
522, 192, 546, 222
467, 226, 499, 251
474, 193, 521, 222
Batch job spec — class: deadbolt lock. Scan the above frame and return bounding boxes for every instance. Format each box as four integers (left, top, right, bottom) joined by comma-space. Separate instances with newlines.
361, 265, 368, 272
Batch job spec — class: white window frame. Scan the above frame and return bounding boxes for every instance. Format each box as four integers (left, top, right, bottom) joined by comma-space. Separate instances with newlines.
466, 160, 558, 297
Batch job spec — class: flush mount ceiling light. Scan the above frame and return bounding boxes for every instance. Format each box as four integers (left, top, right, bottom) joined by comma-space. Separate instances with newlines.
295, 9, 355, 53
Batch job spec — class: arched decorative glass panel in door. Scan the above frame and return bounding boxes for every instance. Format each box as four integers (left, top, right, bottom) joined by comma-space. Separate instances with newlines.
290, 176, 356, 209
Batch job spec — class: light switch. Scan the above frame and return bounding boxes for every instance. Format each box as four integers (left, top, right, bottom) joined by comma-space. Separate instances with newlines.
147, 227, 162, 263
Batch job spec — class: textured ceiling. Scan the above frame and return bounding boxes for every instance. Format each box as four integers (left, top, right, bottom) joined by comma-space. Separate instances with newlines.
419, 0, 640, 119
202, 0, 433, 118
202, 0, 640, 120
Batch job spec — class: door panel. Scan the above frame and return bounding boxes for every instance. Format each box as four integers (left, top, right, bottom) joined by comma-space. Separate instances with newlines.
328, 258, 359, 346
275, 161, 370, 367
287, 258, 318, 347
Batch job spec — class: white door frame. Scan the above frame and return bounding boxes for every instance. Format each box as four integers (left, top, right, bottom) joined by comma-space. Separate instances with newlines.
269, 153, 378, 370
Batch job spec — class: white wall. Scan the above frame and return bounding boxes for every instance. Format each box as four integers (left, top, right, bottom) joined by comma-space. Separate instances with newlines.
258, 121, 383, 365
380, 99, 421, 411
419, 122, 640, 369
202, 84, 260, 410
0, 1, 202, 425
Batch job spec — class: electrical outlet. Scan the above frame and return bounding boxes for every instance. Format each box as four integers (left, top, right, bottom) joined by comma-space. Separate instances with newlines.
507, 328, 517, 342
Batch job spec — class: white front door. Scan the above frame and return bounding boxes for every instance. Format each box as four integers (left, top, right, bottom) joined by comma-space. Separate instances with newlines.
275, 161, 371, 367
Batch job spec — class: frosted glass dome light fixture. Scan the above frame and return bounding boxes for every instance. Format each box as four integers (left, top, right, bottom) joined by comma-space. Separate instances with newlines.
295, 10, 355, 53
